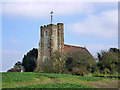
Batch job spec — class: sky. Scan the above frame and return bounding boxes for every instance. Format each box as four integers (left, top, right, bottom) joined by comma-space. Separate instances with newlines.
1, 1, 118, 72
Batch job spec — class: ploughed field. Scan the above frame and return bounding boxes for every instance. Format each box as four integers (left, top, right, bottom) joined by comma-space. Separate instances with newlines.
2, 72, 119, 88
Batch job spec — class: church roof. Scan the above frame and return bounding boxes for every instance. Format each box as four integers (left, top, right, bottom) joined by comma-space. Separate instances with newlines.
64, 44, 86, 52
64, 44, 94, 59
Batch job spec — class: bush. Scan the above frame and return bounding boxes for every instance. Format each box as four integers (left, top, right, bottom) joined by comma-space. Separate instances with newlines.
22, 48, 38, 72
97, 48, 119, 74
65, 51, 96, 75
7, 61, 22, 72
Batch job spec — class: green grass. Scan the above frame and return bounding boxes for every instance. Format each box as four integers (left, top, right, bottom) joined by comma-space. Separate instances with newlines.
93, 73, 120, 77
2, 72, 114, 88
35, 73, 103, 81
2, 72, 37, 83
17, 83, 93, 88
35, 73, 77, 78
2, 72, 103, 83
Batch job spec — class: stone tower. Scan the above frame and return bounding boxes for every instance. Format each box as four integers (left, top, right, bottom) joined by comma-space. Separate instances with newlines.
36, 12, 94, 72
37, 23, 64, 69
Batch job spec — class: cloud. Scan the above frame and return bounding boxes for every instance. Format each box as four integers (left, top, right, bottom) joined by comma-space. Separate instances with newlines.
2, 2, 94, 18
86, 44, 117, 57
2, 49, 23, 55
67, 9, 118, 39
2, 49, 24, 72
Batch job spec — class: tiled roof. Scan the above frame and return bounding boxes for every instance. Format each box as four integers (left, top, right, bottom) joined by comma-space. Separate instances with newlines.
64, 44, 94, 59
64, 44, 86, 52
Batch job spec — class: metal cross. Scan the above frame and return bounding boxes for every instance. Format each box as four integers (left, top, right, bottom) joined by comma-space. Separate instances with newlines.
50, 11, 53, 24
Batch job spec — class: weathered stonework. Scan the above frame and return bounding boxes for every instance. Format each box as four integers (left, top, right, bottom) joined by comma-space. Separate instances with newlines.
37, 23, 64, 69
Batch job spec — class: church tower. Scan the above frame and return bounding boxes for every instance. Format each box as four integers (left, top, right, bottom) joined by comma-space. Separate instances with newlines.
37, 11, 64, 69
36, 11, 95, 72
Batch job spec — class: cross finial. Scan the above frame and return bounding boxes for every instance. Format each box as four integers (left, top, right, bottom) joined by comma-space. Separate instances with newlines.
50, 11, 53, 24
50, 11, 53, 15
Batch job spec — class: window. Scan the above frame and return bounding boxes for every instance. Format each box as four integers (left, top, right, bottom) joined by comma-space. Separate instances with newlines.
46, 30, 47, 36
44, 30, 48, 37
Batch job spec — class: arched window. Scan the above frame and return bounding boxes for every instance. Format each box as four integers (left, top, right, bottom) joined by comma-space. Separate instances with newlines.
44, 30, 48, 37
46, 30, 47, 36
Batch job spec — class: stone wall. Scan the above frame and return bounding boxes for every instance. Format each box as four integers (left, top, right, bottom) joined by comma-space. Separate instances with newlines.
37, 23, 64, 69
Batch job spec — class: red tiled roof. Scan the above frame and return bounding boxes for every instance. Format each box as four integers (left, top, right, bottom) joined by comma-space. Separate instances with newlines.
64, 44, 86, 52
64, 44, 94, 59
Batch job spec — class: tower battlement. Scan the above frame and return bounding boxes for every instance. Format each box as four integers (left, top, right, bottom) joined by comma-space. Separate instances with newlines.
41, 23, 63, 28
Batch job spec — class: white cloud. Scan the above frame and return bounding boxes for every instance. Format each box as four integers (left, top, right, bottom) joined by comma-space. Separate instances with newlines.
2, 2, 94, 18
67, 9, 118, 39
86, 44, 118, 57
2, 49, 24, 72
2, 49, 23, 55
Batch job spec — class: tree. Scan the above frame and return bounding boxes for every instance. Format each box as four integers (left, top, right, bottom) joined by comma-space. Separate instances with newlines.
110, 48, 120, 53
51, 51, 67, 73
97, 48, 119, 74
7, 61, 22, 72
65, 51, 96, 75
22, 48, 38, 72
40, 57, 53, 73
14, 61, 22, 72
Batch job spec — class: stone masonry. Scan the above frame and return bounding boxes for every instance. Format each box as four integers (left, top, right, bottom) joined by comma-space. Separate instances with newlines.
37, 23, 64, 68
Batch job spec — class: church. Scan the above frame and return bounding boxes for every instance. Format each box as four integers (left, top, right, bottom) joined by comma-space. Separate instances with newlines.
36, 12, 94, 70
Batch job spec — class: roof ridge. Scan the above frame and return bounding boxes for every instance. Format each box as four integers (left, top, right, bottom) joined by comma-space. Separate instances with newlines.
64, 44, 85, 49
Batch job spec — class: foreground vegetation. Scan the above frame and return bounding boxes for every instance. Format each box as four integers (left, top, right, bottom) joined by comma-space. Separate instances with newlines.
5, 48, 119, 88
17, 83, 93, 88
2, 72, 119, 88
93, 73, 120, 78
8, 48, 119, 77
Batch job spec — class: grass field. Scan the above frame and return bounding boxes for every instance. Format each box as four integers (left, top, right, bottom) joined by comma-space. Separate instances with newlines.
92, 73, 120, 78
2, 72, 119, 88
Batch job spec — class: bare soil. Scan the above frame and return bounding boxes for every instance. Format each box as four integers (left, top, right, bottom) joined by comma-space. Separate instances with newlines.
83, 80, 119, 88
9, 78, 119, 88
